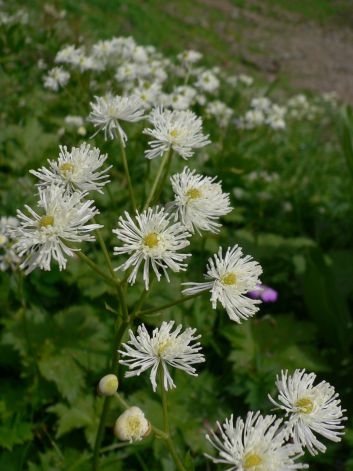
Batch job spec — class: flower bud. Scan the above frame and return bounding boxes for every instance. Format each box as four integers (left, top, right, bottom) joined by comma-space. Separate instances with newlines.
97, 374, 118, 396
114, 406, 150, 442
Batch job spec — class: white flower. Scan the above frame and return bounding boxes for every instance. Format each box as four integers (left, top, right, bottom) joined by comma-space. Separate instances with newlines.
169, 85, 197, 110
196, 70, 220, 93
14, 185, 101, 273
170, 167, 232, 234
75, 54, 102, 72
238, 74, 254, 86
30, 143, 111, 194
64, 115, 84, 127
119, 321, 205, 391
55, 45, 83, 66
178, 50, 202, 65
43, 67, 70, 92
132, 81, 162, 109
206, 100, 233, 128
182, 246, 262, 323
266, 104, 286, 130
113, 207, 191, 290
114, 406, 150, 442
88, 94, 145, 142
0, 246, 21, 272
205, 411, 308, 471
143, 107, 210, 160
251, 97, 272, 112
0, 217, 21, 271
269, 369, 347, 456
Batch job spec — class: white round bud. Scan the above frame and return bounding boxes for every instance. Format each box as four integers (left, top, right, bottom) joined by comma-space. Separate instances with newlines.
114, 406, 150, 442
97, 374, 118, 396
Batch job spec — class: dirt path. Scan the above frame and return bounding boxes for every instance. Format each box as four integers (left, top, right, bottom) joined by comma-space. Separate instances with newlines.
192, 0, 353, 102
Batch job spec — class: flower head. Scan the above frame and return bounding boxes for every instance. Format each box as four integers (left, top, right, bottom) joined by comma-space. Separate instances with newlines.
119, 321, 205, 391
183, 246, 262, 323
30, 143, 111, 194
205, 411, 307, 470
113, 207, 191, 290
43, 67, 70, 92
14, 185, 101, 273
170, 167, 232, 234
269, 369, 347, 455
88, 94, 145, 143
143, 107, 210, 160
114, 406, 150, 442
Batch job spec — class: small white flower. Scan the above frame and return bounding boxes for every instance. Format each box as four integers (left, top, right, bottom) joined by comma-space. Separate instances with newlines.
183, 246, 262, 323
119, 321, 205, 391
43, 67, 70, 92
170, 167, 232, 234
143, 107, 210, 160
55, 45, 83, 66
114, 406, 150, 442
113, 207, 191, 290
206, 100, 233, 128
169, 85, 197, 110
30, 143, 111, 194
269, 369, 347, 456
88, 94, 145, 143
205, 411, 308, 471
64, 115, 85, 128
14, 185, 101, 273
238, 74, 254, 86
196, 70, 220, 93
178, 49, 202, 65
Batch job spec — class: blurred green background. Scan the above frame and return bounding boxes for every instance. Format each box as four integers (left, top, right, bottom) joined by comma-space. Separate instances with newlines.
1, 1, 353, 470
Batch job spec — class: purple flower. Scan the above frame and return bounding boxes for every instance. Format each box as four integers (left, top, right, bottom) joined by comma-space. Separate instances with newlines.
248, 284, 278, 303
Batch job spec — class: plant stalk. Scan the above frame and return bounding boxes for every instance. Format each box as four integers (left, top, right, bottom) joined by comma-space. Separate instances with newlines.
117, 132, 137, 212
143, 147, 172, 210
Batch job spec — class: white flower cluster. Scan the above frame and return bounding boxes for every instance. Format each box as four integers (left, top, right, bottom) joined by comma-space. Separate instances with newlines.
237, 97, 287, 131
9, 142, 111, 273
8, 32, 344, 469
206, 369, 346, 469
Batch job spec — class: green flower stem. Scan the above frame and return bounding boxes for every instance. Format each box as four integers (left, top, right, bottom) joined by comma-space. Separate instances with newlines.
117, 133, 137, 212
143, 147, 172, 210
92, 319, 130, 471
93, 218, 118, 281
160, 370, 186, 471
76, 251, 117, 287
137, 291, 204, 317
153, 149, 173, 203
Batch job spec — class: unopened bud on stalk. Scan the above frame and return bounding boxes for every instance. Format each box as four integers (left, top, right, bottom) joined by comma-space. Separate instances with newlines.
114, 406, 150, 442
97, 374, 119, 396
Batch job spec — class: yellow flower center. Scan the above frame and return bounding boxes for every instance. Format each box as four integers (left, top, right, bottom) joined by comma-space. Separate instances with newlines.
59, 162, 74, 174
143, 232, 159, 248
295, 398, 314, 414
158, 339, 173, 356
39, 215, 54, 228
127, 416, 142, 435
186, 188, 202, 200
221, 272, 237, 285
244, 453, 262, 469
169, 129, 179, 138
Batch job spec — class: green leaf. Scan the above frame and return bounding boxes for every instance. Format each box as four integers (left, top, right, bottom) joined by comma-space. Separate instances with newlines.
39, 354, 85, 403
48, 396, 98, 441
0, 418, 32, 451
